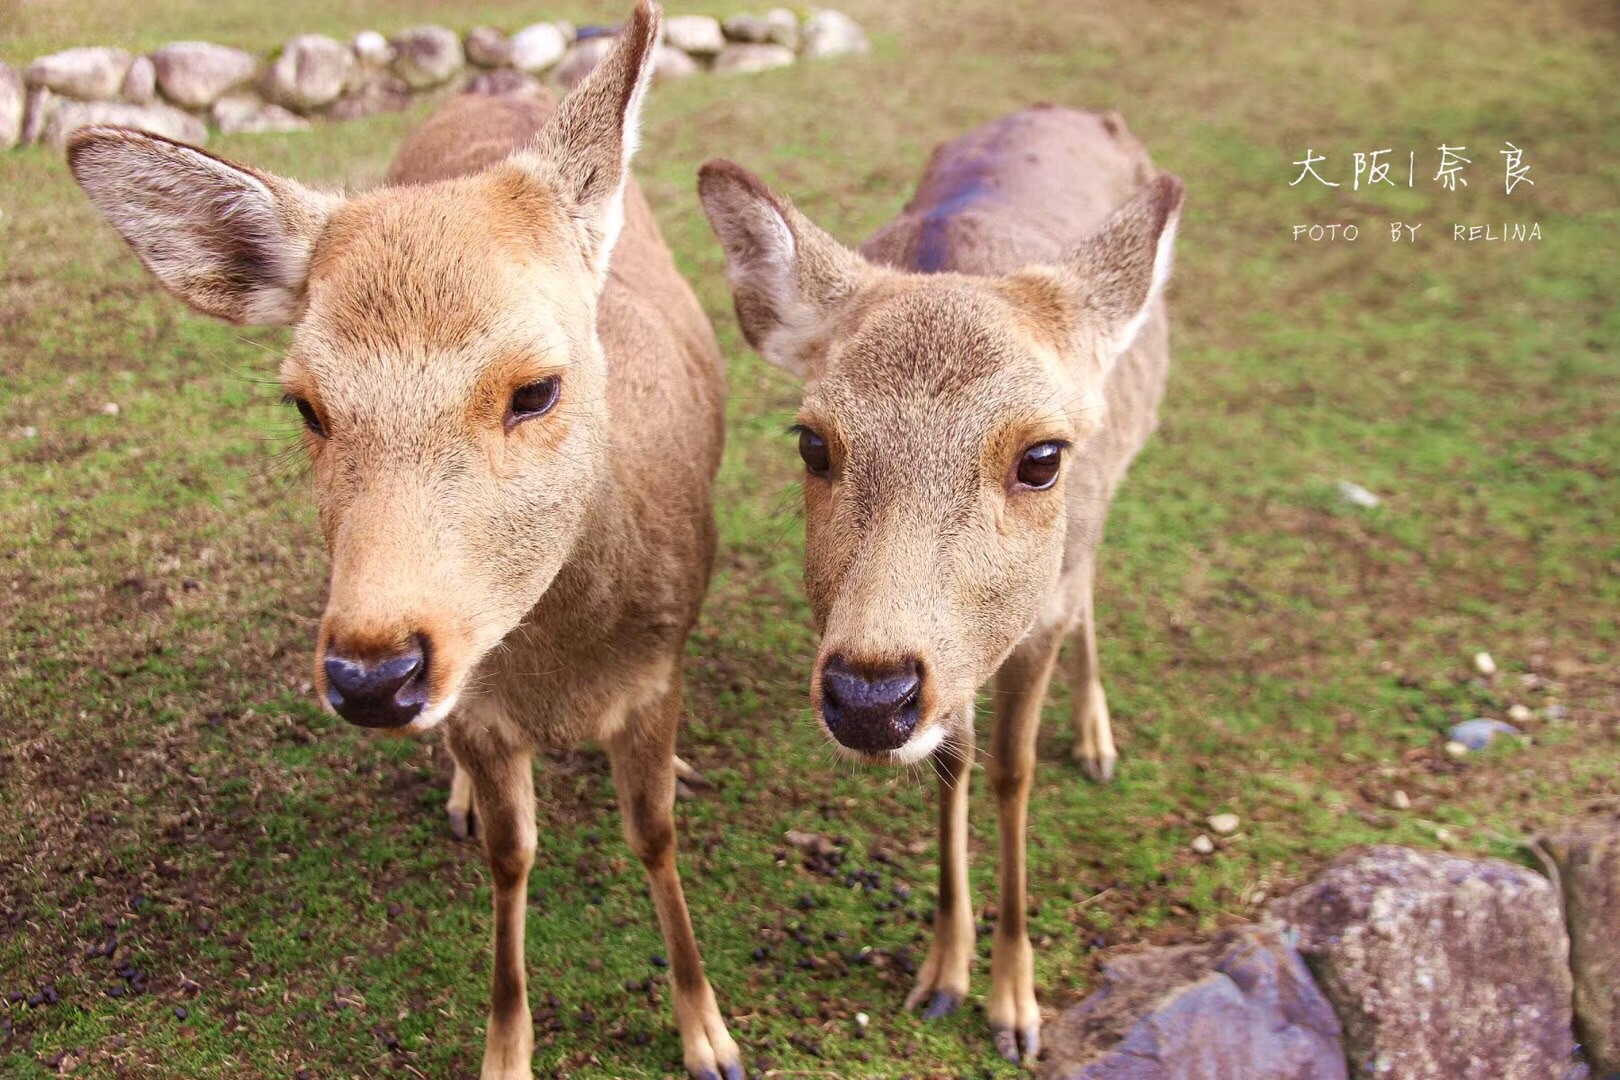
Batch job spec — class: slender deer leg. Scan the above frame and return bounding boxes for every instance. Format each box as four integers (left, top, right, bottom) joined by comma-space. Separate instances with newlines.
904, 729, 975, 1019
447, 755, 477, 841
450, 729, 536, 1080
988, 632, 1062, 1064
608, 687, 742, 1080
1067, 564, 1117, 783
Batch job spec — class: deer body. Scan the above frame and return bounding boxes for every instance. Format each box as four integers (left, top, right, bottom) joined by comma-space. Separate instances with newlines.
700, 104, 1184, 1064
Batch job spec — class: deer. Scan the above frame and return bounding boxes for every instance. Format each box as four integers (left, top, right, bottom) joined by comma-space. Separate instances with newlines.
698, 105, 1184, 1063
66, 4, 744, 1078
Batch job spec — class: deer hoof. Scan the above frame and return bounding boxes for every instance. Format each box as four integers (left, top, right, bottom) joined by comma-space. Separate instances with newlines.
992, 1022, 1041, 1064
1075, 749, 1116, 784
920, 989, 961, 1020
447, 806, 477, 842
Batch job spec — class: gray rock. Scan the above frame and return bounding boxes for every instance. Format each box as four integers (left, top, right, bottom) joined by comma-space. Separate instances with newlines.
801, 9, 870, 59
350, 30, 394, 69
22, 86, 58, 145
392, 25, 464, 89
150, 42, 257, 109
1041, 926, 1346, 1080
0, 62, 22, 148
765, 8, 803, 49
1337, 479, 1381, 509
212, 91, 311, 134
1447, 717, 1520, 750
464, 27, 512, 68
654, 45, 701, 81
120, 56, 156, 104
1543, 820, 1620, 1076
1272, 845, 1582, 1080
27, 47, 134, 100
713, 43, 797, 75
326, 73, 412, 121
665, 14, 726, 56
465, 69, 543, 97
264, 35, 352, 111
551, 38, 615, 92
44, 100, 207, 149
510, 23, 568, 73
722, 15, 774, 43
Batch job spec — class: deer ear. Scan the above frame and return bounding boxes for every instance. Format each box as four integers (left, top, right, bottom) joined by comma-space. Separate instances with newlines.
1066, 173, 1185, 365
67, 126, 339, 326
697, 159, 868, 377
516, 0, 661, 287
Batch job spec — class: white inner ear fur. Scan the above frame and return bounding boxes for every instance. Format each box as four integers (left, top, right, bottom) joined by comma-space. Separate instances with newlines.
1100, 211, 1179, 362
589, 55, 653, 286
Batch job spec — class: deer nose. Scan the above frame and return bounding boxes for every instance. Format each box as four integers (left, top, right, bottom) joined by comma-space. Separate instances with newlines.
323, 641, 428, 729
819, 654, 923, 752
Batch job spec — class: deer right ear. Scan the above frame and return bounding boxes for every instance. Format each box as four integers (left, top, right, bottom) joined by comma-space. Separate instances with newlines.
67, 126, 340, 326
697, 159, 867, 377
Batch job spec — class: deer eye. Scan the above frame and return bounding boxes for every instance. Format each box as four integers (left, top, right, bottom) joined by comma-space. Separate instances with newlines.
795, 427, 831, 477
286, 394, 325, 438
508, 377, 561, 428
1014, 441, 1065, 490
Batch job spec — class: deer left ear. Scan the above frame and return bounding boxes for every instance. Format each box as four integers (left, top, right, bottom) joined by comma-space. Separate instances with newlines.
1066, 173, 1185, 365
515, 0, 661, 287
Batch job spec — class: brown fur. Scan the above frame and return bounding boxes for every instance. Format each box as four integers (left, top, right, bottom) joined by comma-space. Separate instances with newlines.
66, 5, 740, 1079
699, 104, 1184, 1063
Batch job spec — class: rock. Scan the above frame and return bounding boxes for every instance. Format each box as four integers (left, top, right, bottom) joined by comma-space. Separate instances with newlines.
0, 63, 22, 148
765, 8, 803, 49
351, 30, 394, 69
1388, 789, 1411, 811
464, 27, 512, 68
1542, 820, 1620, 1076
392, 25, 464, 89
1336, 479, 1381, 509
326, 73, 411, 121
802, 9, 870, 59
713, 43, 797, 75
1444, 739, 1470, 758
1508, 703, 1533, 723
1272, 845, 1581, 1080
99, 401, 120, 416
723, 15, 774, 43
44, 100, 207, 149
465, 69, 543, 97
120, 56, 156, 104
150, 42, 257, 108
654, 45, 700, 81
1473, 651, 1497, 677
26, 47, 133, 100
1208, 813, 1240, 835
552, 38, 616, 92
665, 14, 726, 56
264, 35, 352, 111
510, 24, 569, 74
22, 86, 57, 145
1190, 834, 1215, 855
1447, 717, 1520, 750
212, 92, 310, 134
855, 1011, 870, 1029
1041, 926, 1346, 1080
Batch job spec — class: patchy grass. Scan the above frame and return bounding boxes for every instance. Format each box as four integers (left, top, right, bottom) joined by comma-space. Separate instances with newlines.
2, 0, 1617, 1076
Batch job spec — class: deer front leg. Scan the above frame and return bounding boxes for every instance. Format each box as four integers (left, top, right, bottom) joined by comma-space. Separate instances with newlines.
447, 755, 477, 841
608, 689, 742, 1080
450, 729, 537, 1080
988, 633, 1062, 1064
904, 733, 975, 1019
1066, 567, 1117, 783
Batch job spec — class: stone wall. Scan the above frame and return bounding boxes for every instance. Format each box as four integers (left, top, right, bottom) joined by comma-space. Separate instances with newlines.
0, 9, 869, 150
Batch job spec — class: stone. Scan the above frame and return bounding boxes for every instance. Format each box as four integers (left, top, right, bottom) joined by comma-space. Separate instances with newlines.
0, 62, 22, 148
1447, 717, 1520, 750
326, 73, 412, 121
765, 8, 803, 49
264, 35, 352, 112
392, 25, 464, 89
1473, 650, 1497, 676
22, 86, 57, 145
1508, 703, 1533, 723
1041, 926, 1346, 1080
465, 69, 543, 97
1190, 834, 1215, 855
44, 100, 207, 149
351, 30, 394, 69
713, 43, 797, 76
654, 45, 701, 81
464, 27, 512, 68
120, 56, 156, 104
552, 38, 616, 92
723, 15, 774, 43
665, 14, 726, 56
212, 92, 310, 134
1272, 845, 1581, 1080
1542, 819, 1620, 1076
1388, 789, 1411, 810
26, 47, 133, 100
510, 23, 569, 74
1208, 813, 1240, 835
1444, 739, 1470, 758
150, 42, 257, 109
1336, 479, 1380, 509
802, 9, 870, 59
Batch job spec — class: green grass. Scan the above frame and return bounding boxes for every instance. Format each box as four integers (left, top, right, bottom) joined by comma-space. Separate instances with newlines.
2, 0, 1617, 1076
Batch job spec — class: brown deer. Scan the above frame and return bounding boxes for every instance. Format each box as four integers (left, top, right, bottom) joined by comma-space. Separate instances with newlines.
698, 105, 1184, 1063
66, 4, 743, 1078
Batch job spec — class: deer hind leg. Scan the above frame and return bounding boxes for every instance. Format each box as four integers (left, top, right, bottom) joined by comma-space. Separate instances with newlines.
988, 631, 1062, 1064
1066, 566, 1118, 783
904, 730, 975, 1020
447, 755, 477, 841
608, 684, 742, 1080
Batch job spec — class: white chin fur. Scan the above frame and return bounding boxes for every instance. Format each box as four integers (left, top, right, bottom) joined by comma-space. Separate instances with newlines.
402, 694, 458, 734
825, 721, 947, 767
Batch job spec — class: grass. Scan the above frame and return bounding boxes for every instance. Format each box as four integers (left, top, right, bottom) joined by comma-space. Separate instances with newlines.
2, 0, 1617, 1076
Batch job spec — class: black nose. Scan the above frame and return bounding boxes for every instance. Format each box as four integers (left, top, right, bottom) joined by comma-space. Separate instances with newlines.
324, 642, 428, 729
819, 654, 923, 752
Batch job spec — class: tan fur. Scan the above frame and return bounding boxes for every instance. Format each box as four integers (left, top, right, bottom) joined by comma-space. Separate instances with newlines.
67, 5, 741, 1078
699, 104, 1184, 1063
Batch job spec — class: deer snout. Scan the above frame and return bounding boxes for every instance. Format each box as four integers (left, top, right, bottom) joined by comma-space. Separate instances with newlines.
818, 654, 924, 753
322, 638, 430, 730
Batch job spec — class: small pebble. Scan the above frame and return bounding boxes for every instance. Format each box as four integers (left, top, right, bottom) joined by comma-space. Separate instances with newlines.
21, 426, 37, 439
1191, 835, 1215, 855
855, 1012, 869, 1029
1337, 480, 1381, 509
174, 1006, 188, 1021
1473, 651, 1497, 677
1507, 704, 1532, 723
1389, 789, 1412, 811
100, 402, 120, 417
1445, 740, 1470, 759
1207, 813, 1240, 835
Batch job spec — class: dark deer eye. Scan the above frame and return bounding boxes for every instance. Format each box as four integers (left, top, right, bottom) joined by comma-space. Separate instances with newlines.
286, 394, 324, 438
508, 377, 561, 427
1014, 442, 1065, 490
796, 427, 831, 477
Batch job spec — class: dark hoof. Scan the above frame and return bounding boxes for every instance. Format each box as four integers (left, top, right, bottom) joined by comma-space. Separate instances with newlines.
721, 1062, 744, 1080
921, 990, 960, 1020
993, 1023, 1040, 1064
447, 808, 476, 842
691, 1070, 720, 1080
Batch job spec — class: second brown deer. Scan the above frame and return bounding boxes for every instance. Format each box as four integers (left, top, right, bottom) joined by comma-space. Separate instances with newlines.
699, 105, 1184, 1062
